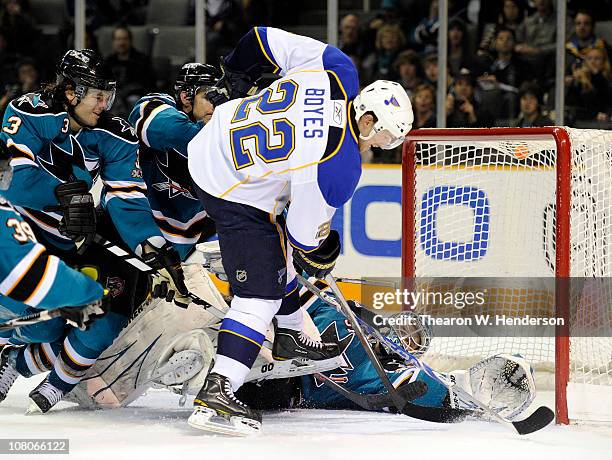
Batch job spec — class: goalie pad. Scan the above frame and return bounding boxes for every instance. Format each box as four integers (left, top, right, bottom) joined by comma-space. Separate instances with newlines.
66, 296, 221, 408
449, 354, 536, 420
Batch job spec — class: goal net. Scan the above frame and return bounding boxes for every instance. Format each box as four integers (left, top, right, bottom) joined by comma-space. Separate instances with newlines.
402, 127, 612, 424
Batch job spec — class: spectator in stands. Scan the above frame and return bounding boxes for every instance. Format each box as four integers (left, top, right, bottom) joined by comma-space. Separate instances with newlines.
394, 50, 424, 98
566, 10, 609, 73
105, 24, 156, 117
479, 28, 531, 89
446, 68, 493, 127
514, 0, 557, 78
477, 27, 531, 117
413, 84, 437, 128
423, 52, 439, 87
0, 57, 40, 117
478, 0, 526, 58
368, 24, 406, 81
513, 81, 553, 127
0, 0, 39, 57
566, 47, 612, 123
339, 13, 371, 69
411, 0, 439, 51
447, 18, 474, 77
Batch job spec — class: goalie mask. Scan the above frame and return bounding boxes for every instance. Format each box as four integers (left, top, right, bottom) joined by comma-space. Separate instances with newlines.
353, 80, 413, 149
57, 49, 117, 111
386, 311, 432, 356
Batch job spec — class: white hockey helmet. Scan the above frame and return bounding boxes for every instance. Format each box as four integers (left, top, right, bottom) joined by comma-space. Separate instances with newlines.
353, 80, 414, 149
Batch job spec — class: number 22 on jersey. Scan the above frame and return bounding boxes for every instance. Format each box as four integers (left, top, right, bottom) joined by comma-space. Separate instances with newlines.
230, 80, 298, 170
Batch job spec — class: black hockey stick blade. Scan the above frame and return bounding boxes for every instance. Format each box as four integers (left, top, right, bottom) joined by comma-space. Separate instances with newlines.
319, 375, 428, 411
401, 402, 472, 423
511, 406, 555, 435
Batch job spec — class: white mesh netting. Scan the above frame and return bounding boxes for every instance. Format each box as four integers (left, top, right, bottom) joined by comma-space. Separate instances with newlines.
406, 128, 612, 405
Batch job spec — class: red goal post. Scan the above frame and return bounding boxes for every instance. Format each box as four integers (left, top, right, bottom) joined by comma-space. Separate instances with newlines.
401, 127, 612, 425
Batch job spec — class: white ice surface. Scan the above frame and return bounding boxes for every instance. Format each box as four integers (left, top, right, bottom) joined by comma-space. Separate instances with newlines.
1, 375, 611, 460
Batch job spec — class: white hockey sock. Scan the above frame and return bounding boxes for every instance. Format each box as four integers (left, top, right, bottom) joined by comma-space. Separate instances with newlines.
275, 309, 304, 331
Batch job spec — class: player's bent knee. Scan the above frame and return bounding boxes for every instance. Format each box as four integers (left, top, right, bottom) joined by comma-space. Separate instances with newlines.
68, 312, 129, 356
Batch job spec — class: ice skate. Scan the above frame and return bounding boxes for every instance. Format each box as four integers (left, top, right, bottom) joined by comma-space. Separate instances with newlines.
272, 327, 339, 361
0, 346, 19, 403
188, 372, 261, 436
27, 377, 66, 414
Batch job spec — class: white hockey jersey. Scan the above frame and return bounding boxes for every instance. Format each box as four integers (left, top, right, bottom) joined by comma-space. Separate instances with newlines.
188, 27, 361, 251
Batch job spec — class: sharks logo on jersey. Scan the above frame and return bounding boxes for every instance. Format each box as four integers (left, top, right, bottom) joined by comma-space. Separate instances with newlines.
313, 319, 355, 386
151, 149, 195, 200
112, 116, 136, 137
15, 93, 49, 111
38, 135, 86, 181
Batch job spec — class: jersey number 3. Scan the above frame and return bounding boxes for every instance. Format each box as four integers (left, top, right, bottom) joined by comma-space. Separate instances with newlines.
230, 80, 298, 170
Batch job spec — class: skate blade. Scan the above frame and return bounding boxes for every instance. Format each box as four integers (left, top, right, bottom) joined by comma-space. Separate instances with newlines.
188, 407, 261, 437
25, 398, 43, 415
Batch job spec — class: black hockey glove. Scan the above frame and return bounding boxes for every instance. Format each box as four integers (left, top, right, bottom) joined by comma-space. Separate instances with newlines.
45, 181, 96, 246
217, 59, 259, 101
58, 292, 111, 331
203, 86, 230, 107
140, 239, 191, 308
293, 230, 341, 279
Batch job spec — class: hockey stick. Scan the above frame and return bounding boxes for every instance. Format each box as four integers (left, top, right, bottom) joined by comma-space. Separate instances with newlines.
315, 372, 428, 412
298, 274, 554, 434
90, 234, 226, 319
312, 274, 423, 416
0, 309, 64, 332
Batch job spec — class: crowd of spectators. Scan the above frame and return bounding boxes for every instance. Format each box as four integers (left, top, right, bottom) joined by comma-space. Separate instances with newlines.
337, 0, 612, 161
1, 0, 612, 163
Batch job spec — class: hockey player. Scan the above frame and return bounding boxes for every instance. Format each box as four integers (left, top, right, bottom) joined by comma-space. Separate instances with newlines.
187, 26, 413, 434
127, 63, 219, 260
237, 283, 536, 422
62, 259, 535, 426
0, 140, 109, 406
0, 49, 190, 413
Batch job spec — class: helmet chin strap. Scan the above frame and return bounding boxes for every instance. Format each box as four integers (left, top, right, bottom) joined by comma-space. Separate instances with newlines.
359, 130, 377, 142
66, 98, 92, 129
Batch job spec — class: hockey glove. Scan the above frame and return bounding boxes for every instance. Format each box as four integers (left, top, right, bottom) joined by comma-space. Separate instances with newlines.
217, 58, 259, 101
139, 239, 191, 308
293, 230, 341, 279
58, 292, 111, 331
203, 86, 229, 107
45, 181, 97, 246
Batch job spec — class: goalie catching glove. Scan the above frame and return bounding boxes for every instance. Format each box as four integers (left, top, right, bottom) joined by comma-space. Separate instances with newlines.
138, 238, 191, 308
44, 180, 96, 246
293, 230, 341, 279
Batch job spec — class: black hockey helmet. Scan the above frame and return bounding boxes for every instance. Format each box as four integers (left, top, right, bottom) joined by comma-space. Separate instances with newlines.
56, 49, 116, 110
174, 63, 221, 102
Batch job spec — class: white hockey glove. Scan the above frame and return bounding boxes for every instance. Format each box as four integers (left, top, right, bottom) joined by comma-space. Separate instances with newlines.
449, 354, 536, 420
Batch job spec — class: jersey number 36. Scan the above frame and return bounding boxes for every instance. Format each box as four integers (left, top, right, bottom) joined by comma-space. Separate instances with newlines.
229, 80, 298, 170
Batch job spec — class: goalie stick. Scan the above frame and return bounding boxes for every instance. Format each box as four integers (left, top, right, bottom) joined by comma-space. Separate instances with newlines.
298, 271, 425, 416
297, 274, 554, 434
316, 372, 428, 412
